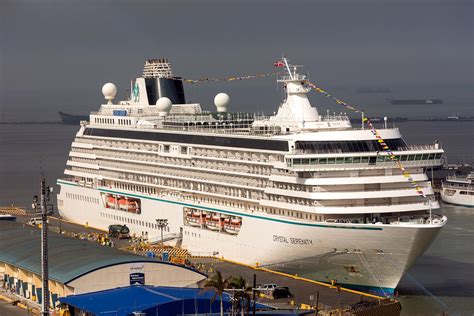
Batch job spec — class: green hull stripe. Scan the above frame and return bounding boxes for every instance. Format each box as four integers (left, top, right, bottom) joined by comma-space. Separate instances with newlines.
57, 179, 382, 231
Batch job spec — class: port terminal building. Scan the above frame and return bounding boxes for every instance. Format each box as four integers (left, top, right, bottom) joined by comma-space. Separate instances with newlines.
0, 222, 206, 308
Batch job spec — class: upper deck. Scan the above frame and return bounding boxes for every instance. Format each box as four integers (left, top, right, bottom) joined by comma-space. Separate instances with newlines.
85, 57, 443, 160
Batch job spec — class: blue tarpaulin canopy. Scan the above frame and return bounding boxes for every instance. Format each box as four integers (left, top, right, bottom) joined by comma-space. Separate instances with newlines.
59, 285, 313, 315
59, 285, 238, 315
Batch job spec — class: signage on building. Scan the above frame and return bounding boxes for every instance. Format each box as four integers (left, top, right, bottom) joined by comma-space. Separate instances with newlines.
130, 273, 145, 285
130, 263, 145, 285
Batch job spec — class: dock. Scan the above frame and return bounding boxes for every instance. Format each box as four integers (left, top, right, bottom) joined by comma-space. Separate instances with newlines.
0, 209, 402, 315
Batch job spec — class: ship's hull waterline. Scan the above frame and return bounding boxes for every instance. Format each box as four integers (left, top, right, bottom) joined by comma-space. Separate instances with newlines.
58, 180, 445, 293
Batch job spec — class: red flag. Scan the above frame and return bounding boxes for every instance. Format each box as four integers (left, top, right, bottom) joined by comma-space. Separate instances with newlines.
273, 60, 285, 67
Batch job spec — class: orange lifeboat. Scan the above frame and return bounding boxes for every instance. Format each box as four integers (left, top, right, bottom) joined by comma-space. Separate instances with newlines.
187, 210, 202, 227
206, 214, 221, 231
118, 198, 128, 210
106, 196, 116, 208
128, 201, 138, 213
117, 198, 140, 213
224, 217, 242, 234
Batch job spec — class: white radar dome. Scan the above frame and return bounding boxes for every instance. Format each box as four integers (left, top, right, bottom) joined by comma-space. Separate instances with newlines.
102, 83, 117, 105
156, 97, 172, 116
214, 93, 230, 113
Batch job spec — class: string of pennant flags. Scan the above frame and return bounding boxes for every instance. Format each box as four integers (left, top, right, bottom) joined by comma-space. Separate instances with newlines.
181, 65, 427, 198
305, 82, 426, 197
181, 72, 278, 84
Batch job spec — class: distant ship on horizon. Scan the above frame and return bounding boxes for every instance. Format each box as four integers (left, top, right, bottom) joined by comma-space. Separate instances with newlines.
58, 111, 89, 124
388, 98, 443, 105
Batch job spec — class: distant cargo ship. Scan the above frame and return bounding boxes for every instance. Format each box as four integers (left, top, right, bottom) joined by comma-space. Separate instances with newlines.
388, 99, 443, 105
58, 111, 89, 124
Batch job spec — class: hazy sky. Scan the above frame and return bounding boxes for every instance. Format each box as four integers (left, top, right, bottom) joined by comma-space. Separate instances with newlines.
1, 0, 473, 119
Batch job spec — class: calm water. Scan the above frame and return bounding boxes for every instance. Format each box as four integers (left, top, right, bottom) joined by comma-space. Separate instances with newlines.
0, 122, 473, 315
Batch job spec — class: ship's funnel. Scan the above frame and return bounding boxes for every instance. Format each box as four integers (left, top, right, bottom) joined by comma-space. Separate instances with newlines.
141, 59, 186, 105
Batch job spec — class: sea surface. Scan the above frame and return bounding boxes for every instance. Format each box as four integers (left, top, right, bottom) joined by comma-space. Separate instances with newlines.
0, 121, 473, 315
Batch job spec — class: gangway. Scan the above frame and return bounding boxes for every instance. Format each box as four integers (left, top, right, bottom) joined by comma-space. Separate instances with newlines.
148, 233, 182, 245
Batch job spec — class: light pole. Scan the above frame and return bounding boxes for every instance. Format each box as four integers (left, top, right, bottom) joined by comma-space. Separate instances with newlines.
32, 174, 53, 316
156, 219, 168, 250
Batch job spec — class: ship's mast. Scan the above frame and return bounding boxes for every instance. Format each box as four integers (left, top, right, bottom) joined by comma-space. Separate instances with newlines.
283, 57, 294, 80
271, 58, 319, 129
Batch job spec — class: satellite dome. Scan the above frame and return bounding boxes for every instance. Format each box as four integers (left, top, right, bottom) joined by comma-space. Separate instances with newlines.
102, 83, 117, 104
214, 93, 230, 113
156, 97, 172, 116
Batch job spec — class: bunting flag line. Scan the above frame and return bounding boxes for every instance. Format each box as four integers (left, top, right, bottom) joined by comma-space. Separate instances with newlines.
181, 72, 278, 84
306, 81, 427, 198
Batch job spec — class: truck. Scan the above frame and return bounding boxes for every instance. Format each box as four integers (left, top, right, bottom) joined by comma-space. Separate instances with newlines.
108, 224, 130, 239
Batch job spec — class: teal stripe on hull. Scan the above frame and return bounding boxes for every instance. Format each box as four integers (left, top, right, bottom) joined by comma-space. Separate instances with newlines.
337, 283, 395, 296
57, 180, 383, 231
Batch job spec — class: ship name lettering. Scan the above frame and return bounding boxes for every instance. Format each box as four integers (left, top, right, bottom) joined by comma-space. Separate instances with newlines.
273, 235, 289, 243
290, 238, 313, 246
273, 235, 312, 246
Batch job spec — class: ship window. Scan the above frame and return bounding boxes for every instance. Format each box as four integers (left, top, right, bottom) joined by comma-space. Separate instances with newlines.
310, 158, 318, 164
368, 157, 376, 165
377, 156, 385, 162
353, 157, 361, 163
407, 155, 414, 161
421, 154, 429, 160
428, 153, 435, 160
435, 153, 442, 159
415, 154, 422, 161
344, 157, 353, 163
302, 159, 310, 165
181, 146, 188, 154
336, 157, 344, 164
296, 139, 407, 153
460, 191, 467, 195
401, 155, 408, 161
327, 158, 335, 164
163, 145, 170, 153
361, 157, 369, 163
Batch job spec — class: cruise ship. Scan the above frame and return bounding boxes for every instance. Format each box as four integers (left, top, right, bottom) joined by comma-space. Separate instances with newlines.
440, 173, 474, 207
57, 58, 447, 294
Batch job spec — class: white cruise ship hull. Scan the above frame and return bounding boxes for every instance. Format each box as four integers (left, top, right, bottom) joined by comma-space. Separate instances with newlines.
58, 180, 445, 294
440, 188, 474, 207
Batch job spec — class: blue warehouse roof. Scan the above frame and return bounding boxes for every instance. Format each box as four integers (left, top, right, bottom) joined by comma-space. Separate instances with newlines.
0, 222, 203, 284
59, 285, 232, 315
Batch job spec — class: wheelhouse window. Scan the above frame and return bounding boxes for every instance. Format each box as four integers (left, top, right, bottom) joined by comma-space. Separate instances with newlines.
295, 138, 408, 153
